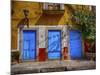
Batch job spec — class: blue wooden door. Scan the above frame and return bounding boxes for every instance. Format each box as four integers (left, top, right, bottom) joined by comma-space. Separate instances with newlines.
48, 30, 61, 59
22, 30, 36, 61
69, 30, 83, 59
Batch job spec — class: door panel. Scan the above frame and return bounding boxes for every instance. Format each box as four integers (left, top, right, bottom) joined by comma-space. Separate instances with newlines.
69, 30, 83, 59
48, 30, 61, 59
48, 52, 61, 59
22, 30, 36, 60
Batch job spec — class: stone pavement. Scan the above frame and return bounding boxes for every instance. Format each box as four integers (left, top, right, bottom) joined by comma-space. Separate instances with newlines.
11, 60, 96, 74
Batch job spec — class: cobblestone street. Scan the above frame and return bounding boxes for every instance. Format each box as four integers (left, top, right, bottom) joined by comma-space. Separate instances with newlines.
11, 60, 96, 74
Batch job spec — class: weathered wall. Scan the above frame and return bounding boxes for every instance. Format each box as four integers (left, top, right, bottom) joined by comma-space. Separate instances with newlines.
11, 1, 43, 49
11, 1, 73, 50
11, 1, 91, 50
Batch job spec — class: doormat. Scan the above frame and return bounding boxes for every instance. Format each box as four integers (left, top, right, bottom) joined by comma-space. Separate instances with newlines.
11, 0, 96, 74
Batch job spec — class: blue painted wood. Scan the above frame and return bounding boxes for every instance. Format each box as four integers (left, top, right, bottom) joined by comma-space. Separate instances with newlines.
22, 30, 36, 60
69, 30, 83, 59
48, 30, 61, 59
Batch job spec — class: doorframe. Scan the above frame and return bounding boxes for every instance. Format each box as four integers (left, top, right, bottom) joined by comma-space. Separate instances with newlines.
45, 26, 63, 60
68, 29, 85, 59
19, 26, 39, 62
48, 30, 62, 60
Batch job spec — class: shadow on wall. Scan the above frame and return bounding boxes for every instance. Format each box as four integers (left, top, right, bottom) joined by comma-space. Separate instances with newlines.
35, 13, 63, 25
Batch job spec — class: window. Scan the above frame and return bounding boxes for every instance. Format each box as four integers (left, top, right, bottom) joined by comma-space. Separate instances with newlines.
43, 3, 64, 10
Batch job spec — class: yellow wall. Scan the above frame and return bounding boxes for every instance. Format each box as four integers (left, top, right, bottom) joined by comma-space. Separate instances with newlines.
11, 1, 91, 50
11, 1, 43, 49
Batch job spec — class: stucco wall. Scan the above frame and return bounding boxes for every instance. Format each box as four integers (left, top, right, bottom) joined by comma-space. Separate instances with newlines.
11, 1, 43, 49
11, 1, 73, 50
11, 1, 91, 50
19, 26, 69, 61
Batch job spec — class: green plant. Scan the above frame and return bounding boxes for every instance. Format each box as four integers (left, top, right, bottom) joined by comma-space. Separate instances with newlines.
71, 6, 96, 54
72, 8, 96, 40
11, 51, 20, 63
